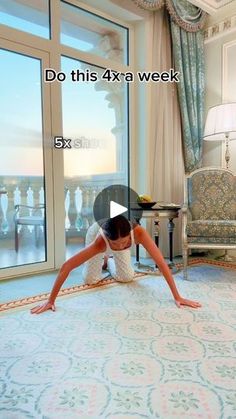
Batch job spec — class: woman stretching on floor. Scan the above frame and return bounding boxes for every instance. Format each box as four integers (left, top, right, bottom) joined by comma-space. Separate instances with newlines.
31, 215, 201, 314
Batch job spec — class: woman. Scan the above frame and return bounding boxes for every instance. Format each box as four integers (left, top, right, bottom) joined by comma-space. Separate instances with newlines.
31, 215, 201, 314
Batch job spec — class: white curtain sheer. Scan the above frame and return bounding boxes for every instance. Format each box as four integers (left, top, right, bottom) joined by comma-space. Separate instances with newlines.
148, 7, 185, 256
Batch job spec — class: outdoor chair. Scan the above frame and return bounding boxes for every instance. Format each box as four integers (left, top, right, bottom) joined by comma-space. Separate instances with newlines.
14, 204, 45, 252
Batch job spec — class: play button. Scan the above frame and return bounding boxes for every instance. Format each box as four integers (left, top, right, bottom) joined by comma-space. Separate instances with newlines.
110, 201, 127, 218
93, 184, 143, 227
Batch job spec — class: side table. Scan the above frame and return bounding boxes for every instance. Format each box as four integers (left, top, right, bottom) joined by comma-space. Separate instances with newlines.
131, 205, 181, 273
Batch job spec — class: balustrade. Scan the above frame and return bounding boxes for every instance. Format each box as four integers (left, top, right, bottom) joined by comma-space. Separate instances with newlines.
0, 174, 126, 239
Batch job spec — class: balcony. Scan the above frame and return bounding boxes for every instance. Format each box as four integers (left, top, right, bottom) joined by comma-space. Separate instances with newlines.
0, 174, 126, 270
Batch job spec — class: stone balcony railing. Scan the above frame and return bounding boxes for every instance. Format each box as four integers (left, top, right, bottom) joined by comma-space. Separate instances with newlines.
0, 174, 126, 239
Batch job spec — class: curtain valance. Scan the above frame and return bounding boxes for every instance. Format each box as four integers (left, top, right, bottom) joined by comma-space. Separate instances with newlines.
131, 0, 207, 32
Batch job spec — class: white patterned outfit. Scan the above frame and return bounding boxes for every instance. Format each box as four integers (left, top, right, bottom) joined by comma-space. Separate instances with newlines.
82, 222, 135, 285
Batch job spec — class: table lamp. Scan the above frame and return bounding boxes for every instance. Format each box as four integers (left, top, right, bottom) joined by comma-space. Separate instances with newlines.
204, 103, 236, 168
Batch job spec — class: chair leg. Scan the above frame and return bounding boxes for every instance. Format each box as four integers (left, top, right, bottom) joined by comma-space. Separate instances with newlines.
35, 226, 38, 247
35, 226, 41, 247
15, 224, 19, 252
183, 246, 188, 280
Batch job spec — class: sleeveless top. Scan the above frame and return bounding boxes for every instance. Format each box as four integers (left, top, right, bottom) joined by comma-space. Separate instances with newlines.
99, 225, 135, 280
99, 226, 135, 253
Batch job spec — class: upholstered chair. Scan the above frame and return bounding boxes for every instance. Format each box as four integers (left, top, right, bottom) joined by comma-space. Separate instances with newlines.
182, 167, 236, 279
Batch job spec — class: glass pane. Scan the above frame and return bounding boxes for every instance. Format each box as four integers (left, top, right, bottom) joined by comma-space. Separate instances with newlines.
0, 49, 46, 268
0, 0, 50, 39
61, 1, 128, 65
61, 56, 129, 257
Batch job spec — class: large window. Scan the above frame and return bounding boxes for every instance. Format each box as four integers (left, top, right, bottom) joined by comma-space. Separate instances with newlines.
0, 0, 131, 276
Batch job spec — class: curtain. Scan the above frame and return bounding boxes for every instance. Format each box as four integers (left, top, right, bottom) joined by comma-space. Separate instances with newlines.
131, 0, 206, 173
148, 8, 185, 256
131, 0, 207, 30
165, 0, 206, 32
170, 23, 205, 172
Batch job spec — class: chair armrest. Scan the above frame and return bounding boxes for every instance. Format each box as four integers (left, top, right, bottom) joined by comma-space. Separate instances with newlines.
14, 204, 45, 210
181, 205, 188, 214
181, 205, 192, 220
15, 204, 44, 208
14, 204, 45, 219
15, 205, 32, 217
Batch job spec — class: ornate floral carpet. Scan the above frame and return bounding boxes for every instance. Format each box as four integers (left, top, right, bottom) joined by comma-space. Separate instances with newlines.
0, 263, 236, 418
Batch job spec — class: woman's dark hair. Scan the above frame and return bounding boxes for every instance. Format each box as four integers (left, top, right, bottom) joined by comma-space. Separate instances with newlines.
101, 215, 131, 240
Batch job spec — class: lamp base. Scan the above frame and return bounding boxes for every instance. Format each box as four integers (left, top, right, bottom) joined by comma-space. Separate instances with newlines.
225, 132, 230, 169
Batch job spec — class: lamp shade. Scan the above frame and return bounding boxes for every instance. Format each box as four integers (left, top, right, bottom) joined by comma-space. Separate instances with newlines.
204, 103, 236, 141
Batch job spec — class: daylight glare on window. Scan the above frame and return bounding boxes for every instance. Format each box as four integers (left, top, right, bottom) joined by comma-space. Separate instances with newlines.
61, 57, 120, 177
0, 49, 44, 176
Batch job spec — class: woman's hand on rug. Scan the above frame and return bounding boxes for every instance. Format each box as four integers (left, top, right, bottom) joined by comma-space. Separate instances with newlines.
30, 300, 56, 314
175, 297, 201, 309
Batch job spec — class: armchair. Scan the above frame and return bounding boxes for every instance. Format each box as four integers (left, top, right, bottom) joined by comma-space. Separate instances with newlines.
14, 204, 45, 252
182, 167, 236, 279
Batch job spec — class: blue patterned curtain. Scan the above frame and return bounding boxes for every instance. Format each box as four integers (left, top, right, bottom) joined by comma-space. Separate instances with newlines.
130, 0, 206, 173
170, 21, 205, 172
168, 1, 205, 173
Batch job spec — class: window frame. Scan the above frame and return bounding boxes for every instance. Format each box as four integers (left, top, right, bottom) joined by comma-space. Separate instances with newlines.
0, 38, 54, 278
0, 0, 134, 276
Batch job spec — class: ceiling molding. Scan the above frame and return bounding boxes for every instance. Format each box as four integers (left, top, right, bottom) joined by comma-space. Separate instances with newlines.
204, 14, 236, 42
188, 0, 235, 15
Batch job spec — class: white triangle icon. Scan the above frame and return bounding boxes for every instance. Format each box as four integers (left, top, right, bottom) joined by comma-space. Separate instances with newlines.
110, 201, 128, 218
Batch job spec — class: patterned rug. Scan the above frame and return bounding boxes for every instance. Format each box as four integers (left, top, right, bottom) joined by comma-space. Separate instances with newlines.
0, 264, 236, 418
1, 258, 235, 313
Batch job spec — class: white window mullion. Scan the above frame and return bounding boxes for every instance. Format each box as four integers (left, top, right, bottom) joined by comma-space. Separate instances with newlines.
0, 23, 51, 51
49, 0, 66, 267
